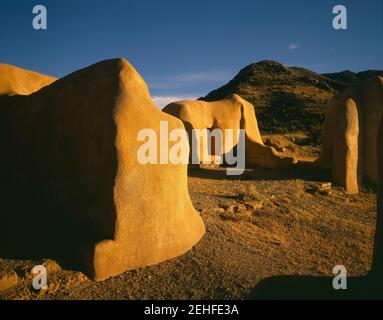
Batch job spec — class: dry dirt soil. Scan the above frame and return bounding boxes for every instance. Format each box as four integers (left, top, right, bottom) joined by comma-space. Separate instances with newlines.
0, 142, 377, 300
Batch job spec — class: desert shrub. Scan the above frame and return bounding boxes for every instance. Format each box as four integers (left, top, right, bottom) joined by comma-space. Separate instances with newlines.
236, 184, 266, 203
254, 91, 326, 145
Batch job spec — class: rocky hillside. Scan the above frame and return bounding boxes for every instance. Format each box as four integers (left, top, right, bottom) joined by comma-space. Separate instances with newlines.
322, 70, 383, 85
203, 60, 381, 145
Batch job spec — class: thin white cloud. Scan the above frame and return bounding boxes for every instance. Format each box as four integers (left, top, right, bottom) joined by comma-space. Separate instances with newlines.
152, 96, 197, 109
147, 71, 230, 90
288, 43, 300, 51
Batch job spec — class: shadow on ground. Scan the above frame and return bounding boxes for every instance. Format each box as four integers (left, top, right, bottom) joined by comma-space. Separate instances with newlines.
188, 162, 331, 183
248, 274, 383, 299
248, 122, 383, 300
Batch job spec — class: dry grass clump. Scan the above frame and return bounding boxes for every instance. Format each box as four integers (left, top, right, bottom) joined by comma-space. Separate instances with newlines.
236, 184, 267, 203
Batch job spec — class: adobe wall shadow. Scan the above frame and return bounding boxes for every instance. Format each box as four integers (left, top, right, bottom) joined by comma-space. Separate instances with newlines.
248, 120, 383, 300
0, 95, 117, 276
188, 159, 331, 183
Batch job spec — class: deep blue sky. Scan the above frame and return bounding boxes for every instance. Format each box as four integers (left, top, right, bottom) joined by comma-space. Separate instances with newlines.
1, 0, 382, 104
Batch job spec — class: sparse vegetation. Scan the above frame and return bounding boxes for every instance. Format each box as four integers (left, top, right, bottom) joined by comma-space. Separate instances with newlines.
236, 184, 267, 203
204, 61, 382, 145
323, 70, 383, 85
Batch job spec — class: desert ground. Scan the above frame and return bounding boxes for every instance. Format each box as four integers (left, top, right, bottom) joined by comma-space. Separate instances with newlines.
0, 135, 376, 300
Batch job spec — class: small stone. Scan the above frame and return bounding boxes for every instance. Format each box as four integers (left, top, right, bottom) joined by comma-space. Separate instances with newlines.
243, 202, 263, 211
214, 207, 225, 213
0, 266, 18, 292
40, 259, 62, 274
319, 182, 332, 189
319, 189, 331, 196
306, 182, 332, 194
229, 204, 246, 213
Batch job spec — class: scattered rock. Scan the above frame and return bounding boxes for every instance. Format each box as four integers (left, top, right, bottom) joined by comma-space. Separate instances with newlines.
40, 259, 62, 274
14, 259, 61, 281
264, 137, 285, 152
0, 265, 18, 292
319, 189, 332, 196
218, 201, 265, 223
318, 182, 332, 189
214, 207, 225, 214
305, 182, 332, 195
41, 271, 88, 296
243, 202, 263, 211
228, 204, 247, 213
